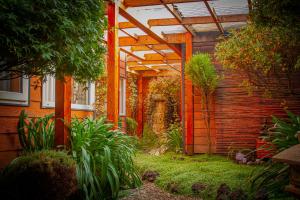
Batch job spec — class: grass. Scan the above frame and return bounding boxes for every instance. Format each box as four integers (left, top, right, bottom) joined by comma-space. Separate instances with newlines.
134, 152, 261, 199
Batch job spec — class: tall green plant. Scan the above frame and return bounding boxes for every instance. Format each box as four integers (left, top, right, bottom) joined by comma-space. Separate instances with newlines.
71, 117, 141, 200
126, 117, 138, 136
18, 110, 54, 152
165, 123, 183, 153
250, 111, 300, 199
185, 53, 219, 154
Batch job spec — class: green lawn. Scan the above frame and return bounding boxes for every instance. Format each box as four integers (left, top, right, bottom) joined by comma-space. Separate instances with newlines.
134, 152, 260, 199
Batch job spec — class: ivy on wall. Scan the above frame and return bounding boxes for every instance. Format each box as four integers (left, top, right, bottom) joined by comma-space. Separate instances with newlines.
127, 73, 138, 118
145, 76, 181, 131
95, 75, 107, 117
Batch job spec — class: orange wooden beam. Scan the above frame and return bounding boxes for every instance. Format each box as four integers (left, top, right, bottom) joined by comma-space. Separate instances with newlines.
127, 59, 181, 66
119, 33, 186, 46
119, 21, 136, 29
148, 14, 248, 26
137, 75, 143, 137
120, 48, 145, 61
55, 76, 72, 147
203, 0, 224, 34
107, 2, 119, 127
119, 7, 182, 57
144, 52, 181, 60
185, 32, 194, 155
131, 44, 170, 51
123, 0, 209, 7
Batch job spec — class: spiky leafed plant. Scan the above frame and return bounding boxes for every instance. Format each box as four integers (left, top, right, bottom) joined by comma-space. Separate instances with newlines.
18, 110, 54, 152
71, 117, 141, 200
185, 53, 219, 154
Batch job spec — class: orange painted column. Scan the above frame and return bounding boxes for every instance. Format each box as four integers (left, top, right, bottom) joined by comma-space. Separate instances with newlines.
55, 76, 72, 148
137, 75, 143, 137
185, 32, 194, 155
107, 2, 119, 127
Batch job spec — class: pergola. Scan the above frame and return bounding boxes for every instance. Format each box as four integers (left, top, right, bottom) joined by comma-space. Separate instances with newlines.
55, 0, 249, 152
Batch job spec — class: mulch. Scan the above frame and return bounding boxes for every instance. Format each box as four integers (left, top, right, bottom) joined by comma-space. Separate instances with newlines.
121, 182, 202, 200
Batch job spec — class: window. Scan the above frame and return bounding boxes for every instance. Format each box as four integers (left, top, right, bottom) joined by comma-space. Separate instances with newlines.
0, 72, 29, 106
42, 76, 95, 110
119, 78, 126, 116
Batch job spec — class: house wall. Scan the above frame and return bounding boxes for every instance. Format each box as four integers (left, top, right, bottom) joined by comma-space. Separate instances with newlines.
192, 32, 300, 155
0, 76, 93, 169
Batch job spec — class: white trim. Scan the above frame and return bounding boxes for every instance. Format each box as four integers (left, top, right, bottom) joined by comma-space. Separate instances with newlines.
119, 78, 126, 116
0, 77, 29, 106
42, 76, 95, 111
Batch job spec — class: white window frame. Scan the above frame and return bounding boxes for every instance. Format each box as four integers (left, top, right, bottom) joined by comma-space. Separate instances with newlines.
119, 78, 126, 116
42, 76, 95, 111
0, 77, 29, 106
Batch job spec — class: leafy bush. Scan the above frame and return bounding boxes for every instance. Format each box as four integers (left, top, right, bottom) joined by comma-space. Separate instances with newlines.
0, 0, 106, 82
250, 111, 300, 199
165, 123, 182, 153
18, 110, 54, 152
71, 117, 141, 200
138, 124, 160, 151
0, 150, 77, 200
126, 117, 138, 136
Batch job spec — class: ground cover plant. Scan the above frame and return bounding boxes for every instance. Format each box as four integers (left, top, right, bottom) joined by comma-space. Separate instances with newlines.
135, 152, 260, 200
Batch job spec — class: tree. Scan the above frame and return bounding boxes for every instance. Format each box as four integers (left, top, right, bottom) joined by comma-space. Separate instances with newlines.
0, 0, 106, 82
215, 0, 300, 97
185, 53, 219, 154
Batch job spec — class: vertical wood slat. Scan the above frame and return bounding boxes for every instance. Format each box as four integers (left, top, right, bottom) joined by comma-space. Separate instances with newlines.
185, 32, 194, 155
137, 75, 143, 137
55, 76, 72, 147
107, 2, 120, 127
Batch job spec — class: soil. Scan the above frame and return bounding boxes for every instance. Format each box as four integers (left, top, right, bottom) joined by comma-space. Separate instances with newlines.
122, 182, 202, 200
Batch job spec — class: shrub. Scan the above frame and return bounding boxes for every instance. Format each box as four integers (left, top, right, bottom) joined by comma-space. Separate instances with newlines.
165, 123, 183, 153
18, 110, 54, 152
0, 150, 77, 200
126, 117, 138, 136
71, 117, 141, 200
138, 124, 160, 151
250, 111, 300, 199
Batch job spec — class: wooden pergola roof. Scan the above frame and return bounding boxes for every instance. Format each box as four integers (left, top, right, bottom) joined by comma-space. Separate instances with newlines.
105, 0, 249, 74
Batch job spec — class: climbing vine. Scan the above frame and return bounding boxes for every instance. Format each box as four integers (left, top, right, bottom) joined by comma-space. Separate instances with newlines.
127, 73, 138, 118
95, 74, 107, 117
145, 76, 180, 131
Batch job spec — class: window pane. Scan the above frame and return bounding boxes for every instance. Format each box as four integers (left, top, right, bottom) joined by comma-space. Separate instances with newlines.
0, 72, 22, 93
72, 81, 89, 105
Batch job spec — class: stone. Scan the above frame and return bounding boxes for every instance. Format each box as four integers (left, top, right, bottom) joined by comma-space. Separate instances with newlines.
229, 188, 247, 200
191, 182, 206, 194
142, 171, 160, 182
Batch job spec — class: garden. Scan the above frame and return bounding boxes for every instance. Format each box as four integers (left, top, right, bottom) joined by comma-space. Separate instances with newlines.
0, 0, 300, 200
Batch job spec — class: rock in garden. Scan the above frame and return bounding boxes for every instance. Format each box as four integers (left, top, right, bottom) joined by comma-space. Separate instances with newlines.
167, 182, 180, 194
142, 170, 160, 182
229, 188, 247, 200
191, 182, 206, 194
254, 188, 269, 200
216, 183, 231, 200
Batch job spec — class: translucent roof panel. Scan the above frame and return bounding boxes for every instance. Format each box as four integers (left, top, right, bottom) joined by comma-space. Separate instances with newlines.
174, 2, 211, 17
209, 0, 249, 16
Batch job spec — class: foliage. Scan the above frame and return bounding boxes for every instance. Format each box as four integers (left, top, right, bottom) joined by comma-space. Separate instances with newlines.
250, 111, 300, 199
71, 117, 141, 200
135, 152, 259, 200
0, 150, 77, 200
145, 76, 180, 131
185, 53, 219, 154
18, 110, 54, 152
216, 24, 300, 97
126, 117, 138, 136
138, 124, 160, 151
127, 73, 138, 118
0, 0, 106, 82
165, 123, 182, 153
95, 75, 107, 117
251, 0, 300, 33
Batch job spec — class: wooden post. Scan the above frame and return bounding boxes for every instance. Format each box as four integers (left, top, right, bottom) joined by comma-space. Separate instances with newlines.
55, 76, 72, 148
137, 75, 143, 137
185, 32, 194, 155
107, 2, 119, 127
